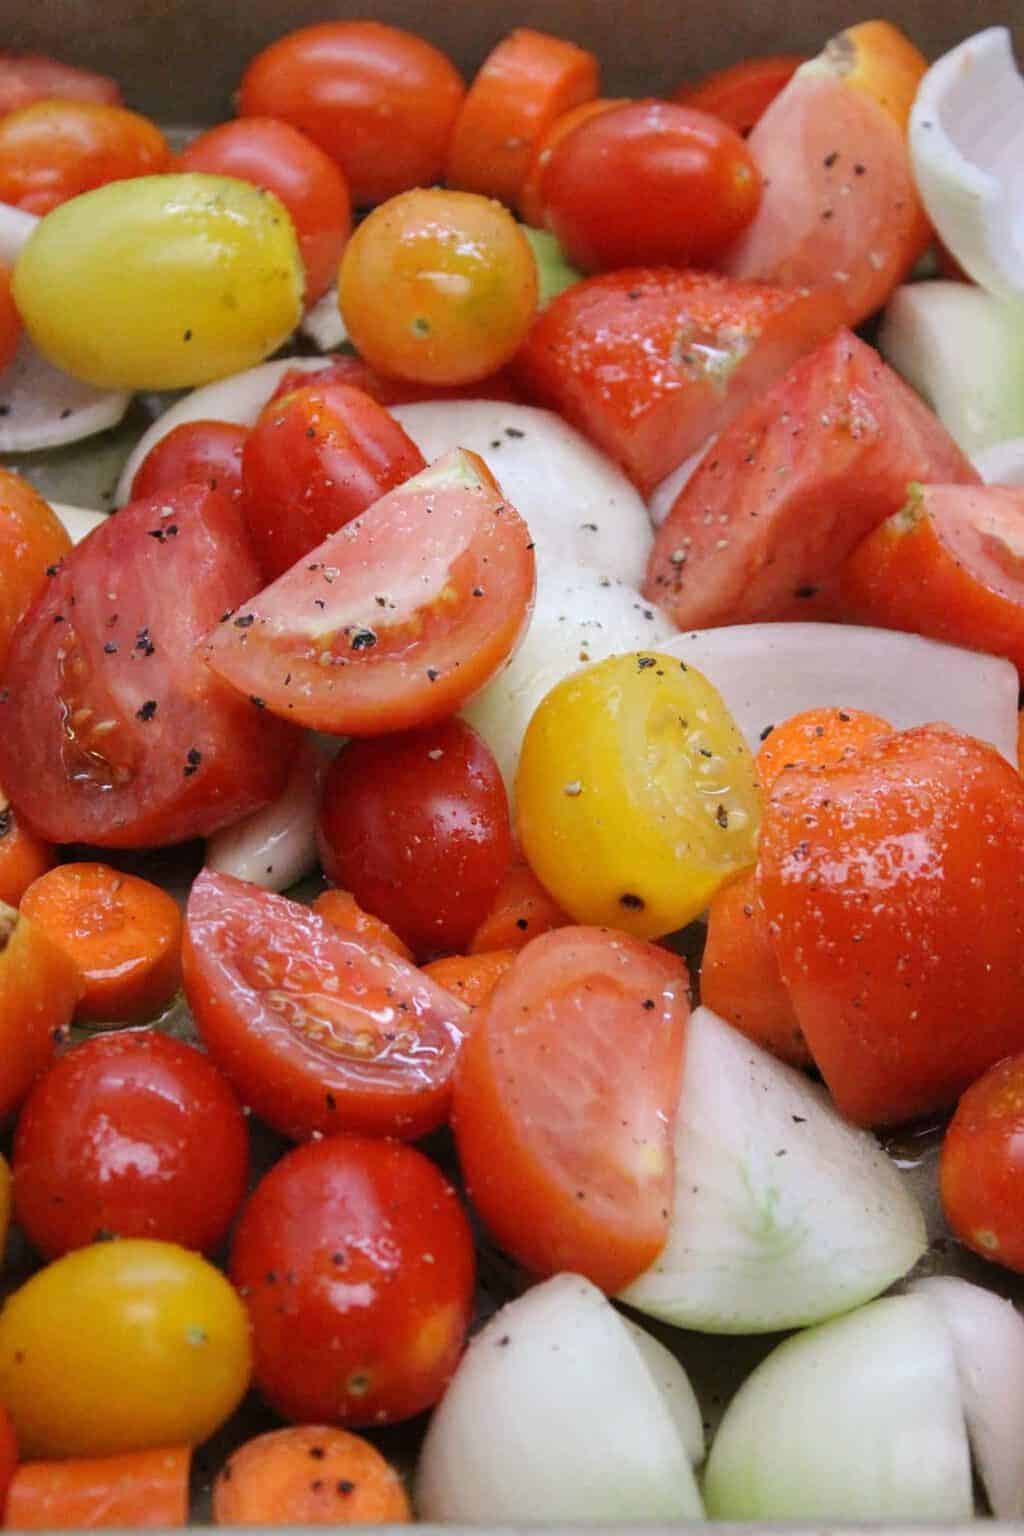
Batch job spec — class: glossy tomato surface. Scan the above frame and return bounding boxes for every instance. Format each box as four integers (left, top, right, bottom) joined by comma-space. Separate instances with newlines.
0, 99, 168, 214
0, 467, 71, 672
318, 719, 512, 959
674, 53, 805, 136
203, 451, 535, 736
758, 725, 1024, 1126
0, 483, 294, 849
454, 926, 689, 1293
230, 1136, 475, 1425
539, 100, 760, 271
0, 52, 120, 114
13, 1030, 249, 1259
941, 1055, 1024, 1273
183, 871, 468, 1141
0, 902, 80, 1121
242, 381, 425, 580
130, 420, 249, 506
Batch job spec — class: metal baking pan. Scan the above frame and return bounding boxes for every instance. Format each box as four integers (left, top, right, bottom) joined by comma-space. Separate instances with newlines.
4, 0, 1024, 1528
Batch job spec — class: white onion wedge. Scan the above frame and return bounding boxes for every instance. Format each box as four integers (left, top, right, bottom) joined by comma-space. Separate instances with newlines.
390, 400, 651, 586
910, 29, 1024, 306
50, 503, 107, 544
878, 281, 1024, 455
462, 572, 674, 793
704, 1295, 972, 1520
974, 437, 1024, 485
910, 1276, 1024, 1519
619, 1007, 926, 1334
647, 439, 713, 528
300, 285, 347, 352
659, 623, 1018, 762
0, 200, 37, 266
115, 355, 328, 503
415, 1274, 704, 1523
620, 1319, 704, 1467
206, 742, 325, 893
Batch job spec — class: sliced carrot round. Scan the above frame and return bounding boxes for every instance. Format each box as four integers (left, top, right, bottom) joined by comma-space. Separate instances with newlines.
213, 1425, 410, 1526
6, 1447, 189, 1530
468, 860, 569, 954
422, 948, 517, 1009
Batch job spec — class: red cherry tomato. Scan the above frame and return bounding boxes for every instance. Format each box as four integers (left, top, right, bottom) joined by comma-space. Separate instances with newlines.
202, 450, 535, 737
941, 1054, 1024, 1273
230, 1135, 475, 1425
0, 52, 120, 115
238, 21, 465, 207
270, 354, 522, 408
318, 719, 512, 960
241, 382, 425, 580
182, 870, 469, 1141
539, 100, 761, 272
453, 927, 689, 1293
0, 263, 20, 374
12, 1030, 249, 1260
0, 99, 168, 215
0, 483, 294, 850
178, 118, 351, 305
674, 54, 806, 137
129, 420, 249, 506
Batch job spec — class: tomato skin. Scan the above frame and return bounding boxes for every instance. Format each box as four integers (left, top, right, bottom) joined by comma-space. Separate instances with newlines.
674, 55, 806, 136
754, 705, 893, 790
0, 903, 81, 1121
0, 468, 72, 673
539, 101, 760, 272
270, 354, 522, 408
318, 720, 513, 959
0, 483, 294, 850
701, 869, 809, 1068
230, 1136, 475, 1426
518, 97, 627, 228
238, 21, 464, 207
941, 1055, 1024, 1272
0, 52, 120, 114
0, 1238, 251, 1458
759, 724, 1024, 1126
0, 798, 55, 909
453, 926, 689, 1293
0, 263, 20, 374
242, 382, 425, 580
514, 267, 844, 495
338, 189, 538, 387
13, 1030, 249, 1260
178, 118, 351, 305
130, 420, 249, 506
183, 870, 469, 1141
203, 451, 535, 737
645, 331, 980, 628
0, 99, 168, 215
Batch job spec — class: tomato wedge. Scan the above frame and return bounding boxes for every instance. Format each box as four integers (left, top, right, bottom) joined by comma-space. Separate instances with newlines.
203, 450, 535, 736
183, 870, 469, 1141
645, 330, 979, 629
0, 484, 294, 848
453, 926, 689, 1293
513, 268, 844, 494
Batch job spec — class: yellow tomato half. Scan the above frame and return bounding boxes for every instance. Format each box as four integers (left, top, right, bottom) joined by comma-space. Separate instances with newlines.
0, 1238, 251, 1457
516, 651, 761, 938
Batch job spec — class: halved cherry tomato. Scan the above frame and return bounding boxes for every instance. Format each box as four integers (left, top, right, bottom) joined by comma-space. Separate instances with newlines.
0, 468, 72, 672
6, 1447, 189, 1532
0, 792, 55, 908
178, 117, 351, 305
538, 100, 761, 272
755, 705, 893, 789
758, 724, 1024, 1126
0, 99, 168, 215
339, 189, 538, 387
0, 52, 120, 114
421, 949, 517, 1010
722, 23, 929, 327
701, 868, 810, 1068
230, 1136, 475, 1425
0, 901, 80, 1120
453, 926, 689, 1293
446, 28, 599, 208
241, 382, 425, 580
518, 97, 627, 227
13, 1029, 249, 1259
270, 355, 522, 408
841, 484, 1024, 672
645, 331, 980, 628
238, 21, 464, 207
0, 483, 294, 849
674, 54, 806, 136
318, 719, 512, 959
203, 451, 535, 737
130, 420, 249, 506
0, 262, 20, 373
514, 268, 844, 494
468, 860, 569, 953
182, 870, 468, 1141
941, 1054, 1024, 1273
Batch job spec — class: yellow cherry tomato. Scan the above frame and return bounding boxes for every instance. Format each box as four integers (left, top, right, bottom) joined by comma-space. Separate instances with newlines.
13, 173, 304, 389
0, 1239, 251, 1457
516, 651, 761, 938
338, 187, 538, 385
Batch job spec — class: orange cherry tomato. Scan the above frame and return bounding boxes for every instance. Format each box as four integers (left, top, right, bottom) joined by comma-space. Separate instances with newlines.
518, 96, 627, 227
755, 705, 893, 789
0, 900, 81, 1120
0, 468, 71, 673
941, 1054, 1024, 1273
0, 99, 168, 215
